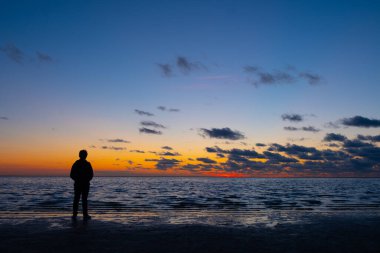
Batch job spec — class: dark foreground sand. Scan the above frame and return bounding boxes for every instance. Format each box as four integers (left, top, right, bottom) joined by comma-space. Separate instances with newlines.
1, 214, 379, 253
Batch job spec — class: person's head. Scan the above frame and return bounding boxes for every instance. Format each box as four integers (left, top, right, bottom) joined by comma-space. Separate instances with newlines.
79, 150, 88, 160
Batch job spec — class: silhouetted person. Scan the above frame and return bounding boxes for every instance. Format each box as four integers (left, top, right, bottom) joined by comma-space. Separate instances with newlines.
70, 149, 93, 220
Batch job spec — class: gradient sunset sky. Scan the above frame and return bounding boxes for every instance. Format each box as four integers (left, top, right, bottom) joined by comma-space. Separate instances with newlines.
1, 0, 379, 176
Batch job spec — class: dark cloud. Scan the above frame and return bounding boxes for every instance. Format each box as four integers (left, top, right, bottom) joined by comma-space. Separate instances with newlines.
176, 56, 203, 74
283, 126, 320, 133
341, 116, 380, 128
0, 116, 9, 120
181, 164, 201, 171
244, 65, 323, 87
200, 132, 380, 174
157, 64, 172, 77
145, 159, 159, 162
159, 56, 205, 77
205, 146, 221, 153
342, 139, 380, 167
250, 71, 295, 87
343, 139, 374, 148
268, 143, 323, 160
161, 146, 173, 150
140, 120, 166, 129
206, 146, 265, 159
107, 138, 130, 143
199, 127, 245, 140
357, 135, 380, 142
299, 72, 322, 85
228, 148, 265, 158
196, 157, 217, 164
281, 114, 303, 122
139, 128, 162, 135
130, 150, 145, 153
157, 106, 180, 112
284, 126, 298, 131
0, 43, 24, 63
263, 151, 298, 163
159, 151, 181, 156
323, 133, 347, 142
36, 51, 53, 62
200, 137, 380, 175
256, 143, 266, 147
155, 158, 181, 170
134, 109, 154, 116
101, 146, 126, 151
301, 126, 320, 133
325, 143, 340, 148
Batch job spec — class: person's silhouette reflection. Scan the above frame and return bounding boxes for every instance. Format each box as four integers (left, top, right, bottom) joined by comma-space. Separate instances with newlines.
70, 150, 94, 220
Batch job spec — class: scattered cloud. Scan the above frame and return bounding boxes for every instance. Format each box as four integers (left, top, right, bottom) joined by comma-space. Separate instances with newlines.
0, 116, 9, 120
323, 133, 347, 142
256, 143, 266, 147
284, 126, 298, 131
157, 64, 172, 77
206, 146, 265, 159
0, 43, 24, 63
281, 114, 303, 122
325, 143, 340, 148
176, 56, 204, 74
244, 65, 323, 87
196, 157, 217, 164
130, 150, 145, 153
101, 146, 126, 151
341, 116, 380, 128
283, 126, 320, 133
157, 106, 180, 112
107, 138, 130, 143
139, 127, 162, 135
301, 126, 320, 133
357, 135, 380, 142
158, 56, 206, 77
299, 72, 322, 85
199, 127, 245, 140
140, 120, 166, 129
155, 158, 181, 170
159, 151, 181, 156
263, 151, 298, 163
134, 109, 154, 116
161, 146, 173, 150
36, 51, 53, 62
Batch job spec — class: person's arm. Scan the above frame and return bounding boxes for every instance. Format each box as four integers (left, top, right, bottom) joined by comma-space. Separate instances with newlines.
70, 162, 77, 181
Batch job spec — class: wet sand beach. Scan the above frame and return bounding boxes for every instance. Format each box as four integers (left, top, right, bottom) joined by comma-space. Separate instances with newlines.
1, 213, 379, 253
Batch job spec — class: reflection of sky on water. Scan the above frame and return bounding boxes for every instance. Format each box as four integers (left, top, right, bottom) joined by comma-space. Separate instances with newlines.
1, 177, 380, 226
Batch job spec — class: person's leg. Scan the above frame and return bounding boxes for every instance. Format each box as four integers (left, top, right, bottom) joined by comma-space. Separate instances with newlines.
82, 184, 90, 217
73, 184, 81, 217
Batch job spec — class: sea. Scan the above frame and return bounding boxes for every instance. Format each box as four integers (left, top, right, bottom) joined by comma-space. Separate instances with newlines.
1, 177, 380, 226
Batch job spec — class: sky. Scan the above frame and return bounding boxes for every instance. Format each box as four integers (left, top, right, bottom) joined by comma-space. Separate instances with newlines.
0, 0, 380, 177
